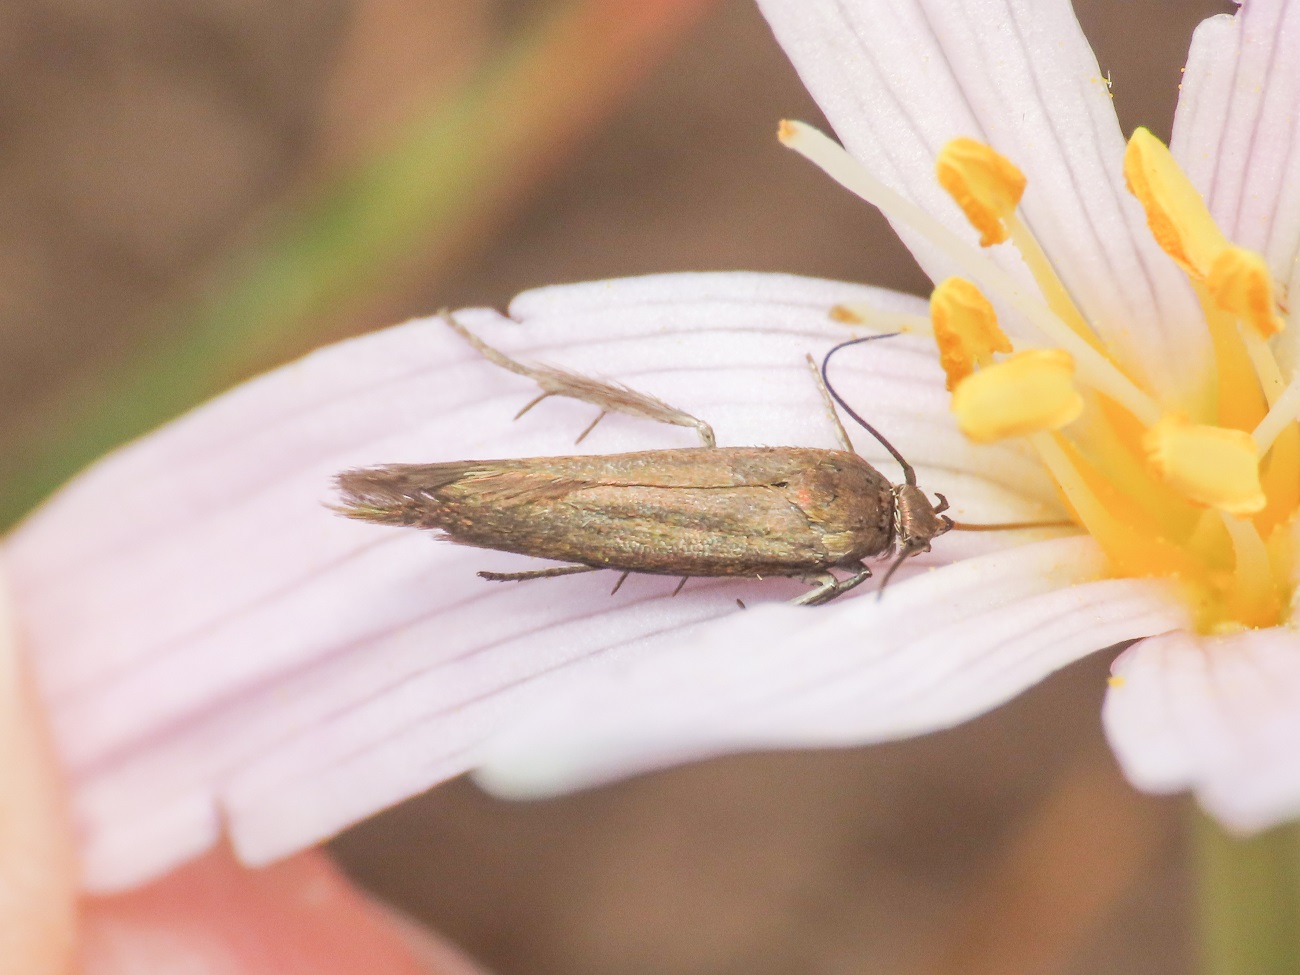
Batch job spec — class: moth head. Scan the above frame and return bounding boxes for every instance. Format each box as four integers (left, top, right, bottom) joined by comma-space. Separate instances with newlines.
893, 485, 953, 555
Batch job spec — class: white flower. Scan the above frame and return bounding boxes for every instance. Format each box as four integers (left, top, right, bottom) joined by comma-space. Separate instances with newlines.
6, 0, 1300, 894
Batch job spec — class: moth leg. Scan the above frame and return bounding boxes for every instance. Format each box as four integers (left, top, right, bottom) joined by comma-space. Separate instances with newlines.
671, 576, 689, 597
574, 410, 608, 444
444, 311, 716, 447
792, 572, 837, 606
792, 562, 873, 606
805, 353, 854, 452
513, 391, 554, 420
610, 571, 632, 595
478, 564, 600, 583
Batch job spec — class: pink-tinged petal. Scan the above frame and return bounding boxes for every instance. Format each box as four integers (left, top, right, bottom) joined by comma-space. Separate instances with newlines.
6, 273, 1062, 892
1172, 0, 1300, 286
756, 0, 1205, 401
0, 579, 78, 974
82, 848, 483, 975
475, 536, 1188, 798
1103, 624, 1300, 833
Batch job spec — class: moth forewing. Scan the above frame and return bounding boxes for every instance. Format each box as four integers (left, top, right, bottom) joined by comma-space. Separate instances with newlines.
335, 447, 900, 574
333, 317, 954, 606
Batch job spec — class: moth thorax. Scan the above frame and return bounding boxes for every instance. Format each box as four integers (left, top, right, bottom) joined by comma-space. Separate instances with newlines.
893, 484, 950, 554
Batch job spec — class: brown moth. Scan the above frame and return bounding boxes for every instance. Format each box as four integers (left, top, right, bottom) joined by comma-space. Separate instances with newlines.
334, 314, 954, 605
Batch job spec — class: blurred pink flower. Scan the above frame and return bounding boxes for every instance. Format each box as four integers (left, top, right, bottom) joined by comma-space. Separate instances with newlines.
6, 0, 1300, 895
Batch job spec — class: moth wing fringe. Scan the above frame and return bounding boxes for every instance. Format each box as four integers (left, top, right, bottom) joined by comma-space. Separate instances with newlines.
333, 462, 593, 525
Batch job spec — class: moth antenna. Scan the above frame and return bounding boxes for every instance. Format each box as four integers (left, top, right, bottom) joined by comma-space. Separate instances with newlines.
821, 334, 916, 487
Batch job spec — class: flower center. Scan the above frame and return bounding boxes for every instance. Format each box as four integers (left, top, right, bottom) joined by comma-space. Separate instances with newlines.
779, 121, 1300, 632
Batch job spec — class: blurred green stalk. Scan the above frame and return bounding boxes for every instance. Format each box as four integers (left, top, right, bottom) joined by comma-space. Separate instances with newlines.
1197, 813, 1300, 975
1, 0, 711, 529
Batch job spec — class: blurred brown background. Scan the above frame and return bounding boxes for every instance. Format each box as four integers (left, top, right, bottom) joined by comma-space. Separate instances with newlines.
0, 0, 1231, 972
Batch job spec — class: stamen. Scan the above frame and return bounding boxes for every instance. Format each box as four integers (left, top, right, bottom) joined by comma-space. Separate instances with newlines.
1253, 376, 1300, 455
1194, 284, 1268, 431
1029, 433, 1103, 528
1208, 249, 1289, 411
1258, 423, 1300, 540
1241, 328, 1287, 406
1143, 415, 1266, 515
929, 277, 1011, 390
778, 120, 1159, 424
1123, 127, 1228, 280
1218, 513, 1282, 628
935, 138, 1097, 348
1208, 246, 1286, 338
1029, 432, 1201, 580
951, 349, 1083, 442
935, 138, 1025, 247
1124, 130, 1286, 418
1003, 212, 1099, 348
1070, 394, 1196, 538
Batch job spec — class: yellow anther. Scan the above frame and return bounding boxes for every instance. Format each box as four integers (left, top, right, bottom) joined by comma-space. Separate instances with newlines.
1207, 245, 1286, 337
951, 349, 1084, 443
929, 278, 1011, 391
1142, 414, 1266, 515
1123, 127, 1229, 280
936, 138, 1027, 247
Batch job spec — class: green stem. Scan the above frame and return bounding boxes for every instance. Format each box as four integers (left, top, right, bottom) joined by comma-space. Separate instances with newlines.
1196, 811, 1300, 975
